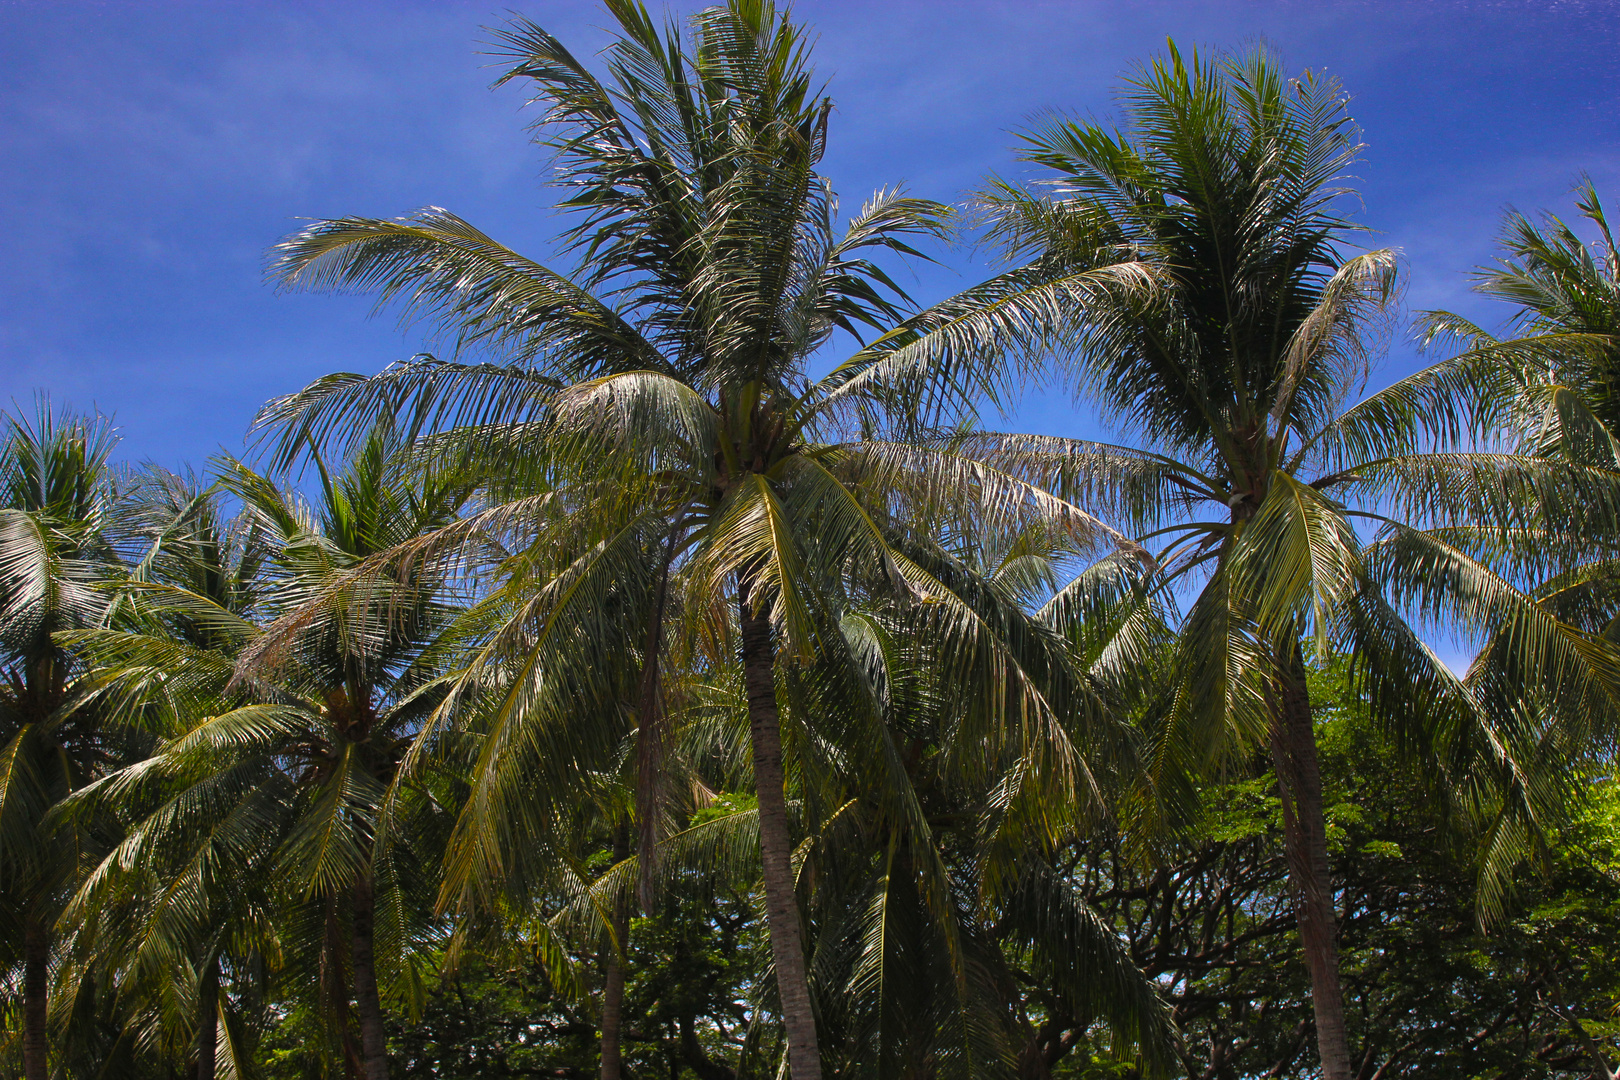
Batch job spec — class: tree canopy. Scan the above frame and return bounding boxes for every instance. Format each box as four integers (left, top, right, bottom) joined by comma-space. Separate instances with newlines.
2, 5, 1617, 1080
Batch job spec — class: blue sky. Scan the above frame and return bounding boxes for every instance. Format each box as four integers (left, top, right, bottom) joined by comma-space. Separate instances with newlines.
2, 0, 1617, 469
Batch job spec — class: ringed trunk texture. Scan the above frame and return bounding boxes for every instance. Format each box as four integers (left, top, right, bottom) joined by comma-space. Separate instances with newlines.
195, 957, 219, 1080
1270, 645, 1352, 1080
23, 915, 48, 1080
600, 830, 631, 1080
351, 872, 391, 1080
738, 580, 822, 1080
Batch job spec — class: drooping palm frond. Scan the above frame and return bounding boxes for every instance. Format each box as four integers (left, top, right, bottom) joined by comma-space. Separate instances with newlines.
785, 549, 1175, 1078
993, 859, 1178, 1077
269, 211, 665, 380
1400, 183, 1620, 921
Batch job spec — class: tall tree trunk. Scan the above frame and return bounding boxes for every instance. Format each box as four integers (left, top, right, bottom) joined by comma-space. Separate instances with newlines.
323, 901, 362, 1080
195, 956, 219, 1080
635, 530, 680, 915
738, 580, 821, 1080
610, 528, 680, 1080
23, 914, 48, 1080
600, 829, 631, 1080
351, 872, 390, 1080
1270, 643, 1352, 1080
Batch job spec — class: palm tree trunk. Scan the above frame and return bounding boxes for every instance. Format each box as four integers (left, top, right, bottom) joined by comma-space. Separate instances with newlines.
351, 872, 390, 1080
1270, 644, 1352, 1080
608, 528, 679, 1080
323, 901, 362, 1080
196, 957, 219, 1080
635, 531, 679, 915
738, 579, 822, 1080
601, 829, 631, 1080
23, 914, 48, 1080
599, 930, 628, 1080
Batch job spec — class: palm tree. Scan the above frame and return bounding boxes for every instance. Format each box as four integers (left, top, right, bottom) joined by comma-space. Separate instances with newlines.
795, 535, 1176, 1079
1414, 180, 1620, 901
66, 433, 472, 1080
0, 401, 129, 1080
256, 5, 1138, 1077
60, 466, 277, 1080
943, 46, 1605, 1079
542, 517, 1177, 1079
1441, 181, 1620, 429
525, 520, 1178, 1079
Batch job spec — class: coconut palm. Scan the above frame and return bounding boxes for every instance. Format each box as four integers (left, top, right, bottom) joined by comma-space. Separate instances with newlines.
255, 5, 1142, 1077
64, 433, 473, 1080
1436, 181, 1620, 430
0, 401, 130, 1080
1413, 181, 1620, 893
796, 537, 1176, 1079
59, 466, 277, 1080
536, 510, 1178, 1079
937, 46, 1615, 1080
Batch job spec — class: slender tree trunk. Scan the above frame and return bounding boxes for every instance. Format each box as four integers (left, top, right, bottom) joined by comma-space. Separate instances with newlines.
351, 872, 390, 1080
323, 901, 362, 1080
23, 914, 48, 1080
1270, 643, 1352, 1080
599, 924, 628, 1080
635, 529, 680, 915
738, 579, 822, 1080
601, 829, 631, 1080
609, 527, 680, 1080
195, 956, 219, 1080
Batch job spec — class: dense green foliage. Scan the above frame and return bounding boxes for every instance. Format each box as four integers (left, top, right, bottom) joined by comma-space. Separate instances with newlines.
239, 664, 1619, 1080
1060, 664, 1620, 1078
3, 3, 1619, 1079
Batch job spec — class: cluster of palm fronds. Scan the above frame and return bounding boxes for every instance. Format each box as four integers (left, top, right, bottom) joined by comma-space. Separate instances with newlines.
4, 3, 1619, 1080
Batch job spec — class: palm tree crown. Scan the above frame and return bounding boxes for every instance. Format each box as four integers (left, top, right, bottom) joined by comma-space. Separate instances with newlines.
958, 44, 1584, 1080
69, 432, 472, 1080
256, 5, 1139, 1078
0, 402, 128, 1080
